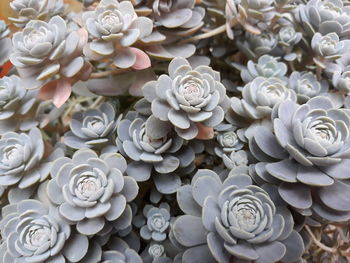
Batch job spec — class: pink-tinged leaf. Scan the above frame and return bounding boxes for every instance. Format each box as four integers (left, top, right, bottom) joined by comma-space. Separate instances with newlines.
130, 47, 151, 70
39, 80, 57, 100
53, 78, 72, 108
77, 28, 88, 51
195, 123, 214, 140
78, 61, 93, 81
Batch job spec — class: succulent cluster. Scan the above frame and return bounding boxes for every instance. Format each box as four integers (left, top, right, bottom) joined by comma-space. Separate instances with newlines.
2, 0, 350, 262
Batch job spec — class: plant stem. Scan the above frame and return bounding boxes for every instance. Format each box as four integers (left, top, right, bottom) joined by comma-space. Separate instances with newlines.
179, 24, 229, 44
305, 226, 337, 253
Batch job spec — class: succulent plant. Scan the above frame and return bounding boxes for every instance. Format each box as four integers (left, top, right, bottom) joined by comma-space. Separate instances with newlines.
64, 103, 120, 150
152, 0, 205, 35
311, 32, 350, 61
140, 203, 171, 242
214, 123, 244, 157
142, 57, 229, 140
171, 170, 305, 263
0, 199, 89, 263
0, 75, 37, 120
237, 32, 278, 59
148, 243, 166, 260
117, 113, 194, 182
9, 15, 88, 99
9, 0, 65, 28
240, 55, 288, 83
82, 0, 153, 68
296, 0, 350, 37
332, 65, 350, 93
277, 25, 302, 47
288, 71, 329, 103
249, 96, 350, 222
0, 128, 62, 197
222, 150, 249, 170
231, 76, 297, 120
0, 20, 11, 66
47, 148, 139, 235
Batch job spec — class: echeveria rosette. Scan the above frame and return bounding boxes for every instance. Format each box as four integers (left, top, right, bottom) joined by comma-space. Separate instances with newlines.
240, 55, 288, 83
311, 32, 350, 65
171, 170, 305, 263
237, 32, 277, 59
140, 203, 171, 242
10, 15, 89, 107
289, 71, 329, 103
249, 96, 350, 222
214, 124, 244, 157
82, 0, 153, 69
9, 0, 65, 28
0, 199, 89, 263
0, 127, 63, 202
332, 65, 350, 93
277, 26, 302, 48
231, 77, 297, 120
152, 0, 205, 36
117, 114, 194, 185
0, 20, 11, 66
0, 75, 37, 121
143, 57, 229, 140
296, 0, 350, 37
47, 148, 139, 235
64, 103, 120, 150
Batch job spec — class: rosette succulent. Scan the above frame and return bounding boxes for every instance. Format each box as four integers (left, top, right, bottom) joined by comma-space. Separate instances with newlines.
142, 57, 229, 140
47, 148, 139, 235
289, 71, 329, 103
0, 20, 11, 66
0, 199, 89, 263
140, 203, 171, 242
9, 0, 65, 28
296, 0, 350, 37
82, 0, 153, 68
117, 114, 194, 183
237, 32, 277, 59
171, 170, 305, 263
249, 96, 350, 221
152, 0, 205, 34
311, 32, 350, 61
223, 150, 249, 170
214, 124, 244, 157
231, 77, 297, 119
240, 55, 288, 83
0, 128, 62, 199
277, 26, 302, 47
0, 75, 37, 121
10, 15, 88, 91
332, 65, 350, 92
64, 103, 120, 150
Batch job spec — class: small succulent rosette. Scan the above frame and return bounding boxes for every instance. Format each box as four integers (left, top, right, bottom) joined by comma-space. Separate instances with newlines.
47, 148, 139, 235
171, 170, 305, 263
142, 57, 230, 140
82, 0, 153, 70
296, 0, 350, 38
64, 102, 120, 151
0, 127, 64, 203
231, 76, 297, 120
10, 15, 90, 107
0, 199, 89, 263
9, 0, 65, 28
249, 96, 350, 222
117, 113, 195, 183
237, 32, 278, 59
240, 55, 288, 83
0, 75, 38, 134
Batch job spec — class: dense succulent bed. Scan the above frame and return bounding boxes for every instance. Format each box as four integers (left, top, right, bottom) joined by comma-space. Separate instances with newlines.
0, 0, 350, 262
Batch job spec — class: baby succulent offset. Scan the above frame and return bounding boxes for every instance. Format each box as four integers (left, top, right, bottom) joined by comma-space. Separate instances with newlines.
47, 148, 139, 235
0, 199, 89, 263
82, 0, 153, 68
249, 96, 350, 222
142, 57, 229, 140
171, 170, 305, 263
64, 103, 120, 150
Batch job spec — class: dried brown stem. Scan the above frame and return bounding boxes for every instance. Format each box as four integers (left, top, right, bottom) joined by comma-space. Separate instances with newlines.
306, 226, 337, 253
